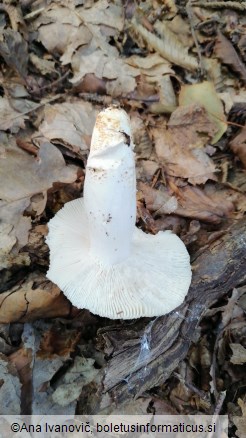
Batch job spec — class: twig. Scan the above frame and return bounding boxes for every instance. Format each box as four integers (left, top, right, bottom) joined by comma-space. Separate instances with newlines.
37, 69, 71, 92
186, 0, 204, 73
11, 95, 61, 120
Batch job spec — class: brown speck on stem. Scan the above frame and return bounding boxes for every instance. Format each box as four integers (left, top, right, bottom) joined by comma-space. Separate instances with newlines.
120, 131, 131, 146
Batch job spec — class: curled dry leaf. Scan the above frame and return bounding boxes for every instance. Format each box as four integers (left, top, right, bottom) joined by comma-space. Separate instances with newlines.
131, 17, 198, 71
0, 273, 71, 324
179, 81, 227, 144
39, 101, 98, 156
230, 127, 246, 168
152, 104, 217, 185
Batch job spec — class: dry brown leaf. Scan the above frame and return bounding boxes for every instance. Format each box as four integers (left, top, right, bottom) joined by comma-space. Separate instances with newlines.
179, 81, 227, 144
77, 0, 124, 30
0, 198, 31, 252
0, 29, 28, 79
152, 104, 217, 184
138, 182, 178, 215
150, 75, 177, 114
0, 273, 71, 323
131, 113, 153, 159
29, 53, 56, 75
0, 96, 27, 132
126, 54, 174, 101
203, 58, 224, 91
39, 101, 98, 155
140, 182, 234, 223
34, 5, 91, 65
126, 53, 172, 75
214, 31, 246, 84
0, 140, 77, 202
234, 398, 246, 438
230, 127, 246, 168
136, 160, 159, 181
177, 184, 234, 223
230, 344, 246, 365
71, 45, 138, 95
132, 17, 198, 71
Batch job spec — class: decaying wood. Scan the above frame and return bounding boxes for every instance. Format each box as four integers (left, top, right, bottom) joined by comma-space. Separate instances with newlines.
98, 218, 246, 407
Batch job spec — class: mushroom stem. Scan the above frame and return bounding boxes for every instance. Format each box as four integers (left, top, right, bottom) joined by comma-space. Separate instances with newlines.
84, 108, 136, 265
46, 106, 192, 319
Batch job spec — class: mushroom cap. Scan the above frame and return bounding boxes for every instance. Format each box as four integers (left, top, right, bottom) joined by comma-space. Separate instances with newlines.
46, 198, 192, 319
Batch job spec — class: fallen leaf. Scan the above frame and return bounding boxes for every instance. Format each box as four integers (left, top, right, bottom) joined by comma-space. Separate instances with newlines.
39, 101, 98, 156
37, 326, 80, 360
29, 53, 56, 76
0, 273, 71, 323
234, 398, 246, 438
0, 29, 28, 79
179, 81, 227, 144
178, 184, 234, 223
138, 182, 178, 215
152, 104, 217, 184
0, 198, 31, 252
131, 113, 153, 159
0, 96, 27, 132
140, 182, 234, 224
0, 140, 77, 202
34, 5, 91, 65
230, 344, 246, 365
132, 17, 198, 71
230, 127, 246, 168
214, 32, 246, 84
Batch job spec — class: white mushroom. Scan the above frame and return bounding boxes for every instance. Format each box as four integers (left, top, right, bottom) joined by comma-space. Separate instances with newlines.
46, 107, 192, 319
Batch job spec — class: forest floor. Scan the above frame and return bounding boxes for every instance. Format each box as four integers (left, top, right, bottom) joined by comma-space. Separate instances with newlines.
0, 1, 246, 437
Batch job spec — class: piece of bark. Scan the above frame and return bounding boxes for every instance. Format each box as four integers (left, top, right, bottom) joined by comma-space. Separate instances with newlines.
98, 218, 246, 406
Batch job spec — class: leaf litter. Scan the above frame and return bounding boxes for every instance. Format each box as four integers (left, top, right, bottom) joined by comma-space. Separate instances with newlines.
0, 0, 245, 429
